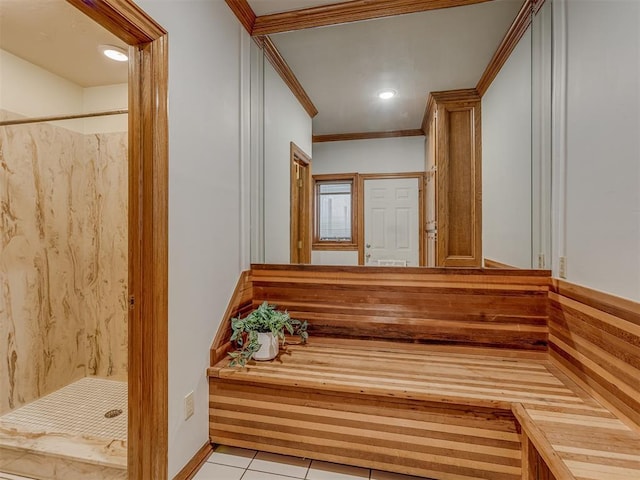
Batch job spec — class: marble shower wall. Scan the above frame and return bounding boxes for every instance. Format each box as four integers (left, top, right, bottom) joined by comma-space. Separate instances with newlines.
0, 110, 128, 414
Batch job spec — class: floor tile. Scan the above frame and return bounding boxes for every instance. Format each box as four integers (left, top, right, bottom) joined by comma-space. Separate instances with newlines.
243, 470, 306, 480
306, 460, 370, 480
192, 462, 244, 480
371, 470, 431, 480
249, 451, 311, 478
208, 445, 257, 469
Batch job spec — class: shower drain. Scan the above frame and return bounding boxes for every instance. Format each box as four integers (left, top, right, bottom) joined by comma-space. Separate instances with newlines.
104, 408, 123, 419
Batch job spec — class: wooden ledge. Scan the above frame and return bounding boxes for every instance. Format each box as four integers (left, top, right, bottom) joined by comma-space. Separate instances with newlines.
211, 339, 640, 480
210, 341, 580, 411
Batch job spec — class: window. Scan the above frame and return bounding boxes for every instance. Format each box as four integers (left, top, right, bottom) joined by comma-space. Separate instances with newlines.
313, 174, 358, 249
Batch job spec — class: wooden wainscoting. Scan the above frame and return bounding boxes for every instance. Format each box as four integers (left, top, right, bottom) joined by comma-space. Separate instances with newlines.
210, 271, 254, 365
209, 266, 640, 480
548, 279, 640, 428
250, 264, 550, 350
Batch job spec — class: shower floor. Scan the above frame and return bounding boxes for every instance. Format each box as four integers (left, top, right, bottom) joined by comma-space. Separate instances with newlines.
0, 377, 127, 480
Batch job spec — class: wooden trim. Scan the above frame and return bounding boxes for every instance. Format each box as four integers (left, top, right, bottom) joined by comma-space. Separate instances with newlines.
420, 95, 436, 134
476, 0, 532, 96
312, 173, 359, 250
66, 2, 168, 479
66, 0, 165, 44
224, 0, 256, 34
547, 278, 640, 430
550, 278, 640, 321
172, 442, 214, 480
210, 271, 253, 365
312, 243, 359, 251
532, 0, 546, 15
357, 172, 426, 266
484, 258, 517, 269
512, 404, 575, 480
421, 89, 480, 134
290, 143, 313, 264
262, 36, 318, 118
252, 0, 493, 36
251, 262, 551, 276
313, 129, 424, 143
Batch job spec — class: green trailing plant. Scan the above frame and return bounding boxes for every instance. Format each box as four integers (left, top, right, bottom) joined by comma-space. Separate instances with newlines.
228, 301, 308, 367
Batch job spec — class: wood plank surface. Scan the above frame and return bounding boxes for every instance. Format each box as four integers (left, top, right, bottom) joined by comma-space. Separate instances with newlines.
210, 341, 640, 480
209, 271, 254, 365
249, 265, 550, 350
548, 279, 640, 428
209, 267, 640, 480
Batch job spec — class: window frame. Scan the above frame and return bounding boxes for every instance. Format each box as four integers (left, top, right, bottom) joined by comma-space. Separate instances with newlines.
312, 173, 359, 250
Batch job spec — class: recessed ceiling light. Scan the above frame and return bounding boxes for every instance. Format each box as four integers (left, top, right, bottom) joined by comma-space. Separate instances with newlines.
99, 45, 128, 62
378, 89, 397, 100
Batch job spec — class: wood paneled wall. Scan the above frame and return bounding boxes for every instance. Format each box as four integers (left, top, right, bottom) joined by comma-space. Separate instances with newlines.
548, 279, 640, 427
211, 380, 522, 480
210, 271, 254, 365
250, 264, 550, 351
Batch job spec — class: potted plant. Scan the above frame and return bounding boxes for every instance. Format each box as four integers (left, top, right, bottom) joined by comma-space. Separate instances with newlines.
228, 301, 308, 367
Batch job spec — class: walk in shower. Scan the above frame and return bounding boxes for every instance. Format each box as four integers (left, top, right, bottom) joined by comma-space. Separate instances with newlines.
0, 2, 129, 478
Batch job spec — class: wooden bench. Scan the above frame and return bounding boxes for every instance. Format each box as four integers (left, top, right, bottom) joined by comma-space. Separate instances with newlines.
208, 265, 640, 480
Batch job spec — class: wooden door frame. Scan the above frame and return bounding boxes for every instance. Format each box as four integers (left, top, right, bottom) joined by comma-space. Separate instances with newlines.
66, 2, 168, 479
289, 142, 312, 263
358, 172, 425, 266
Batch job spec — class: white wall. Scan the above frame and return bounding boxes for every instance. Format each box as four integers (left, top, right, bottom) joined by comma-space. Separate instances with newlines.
263, 60, 313, 263
482, 28, 532, 268
83, 84, 128, 133
311, 250, 359, 265
134, 1, 246, 476
0, 49, 126, 133
312, 136, 425, 174
0, 49, 83, 120
553, 0, 640, 301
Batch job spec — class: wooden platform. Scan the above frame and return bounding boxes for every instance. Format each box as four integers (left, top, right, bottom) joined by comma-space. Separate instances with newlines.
209, 341, 640, 480
209, 265, 640, 480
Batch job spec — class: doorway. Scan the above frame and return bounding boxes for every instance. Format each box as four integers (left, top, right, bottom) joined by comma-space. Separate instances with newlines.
66, 1, 168, 479
290, 142, 312, 264
359, 174, 425, 266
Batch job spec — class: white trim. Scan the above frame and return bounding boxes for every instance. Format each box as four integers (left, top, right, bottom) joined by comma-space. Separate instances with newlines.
240, 28, 252, 270
250, 40, 265, 263
551, 0, 568, 277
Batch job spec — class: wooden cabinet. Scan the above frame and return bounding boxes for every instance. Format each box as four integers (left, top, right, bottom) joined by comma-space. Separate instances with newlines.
424, 89, 482, 267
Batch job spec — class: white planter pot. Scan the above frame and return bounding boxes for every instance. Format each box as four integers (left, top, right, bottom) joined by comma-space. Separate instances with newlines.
253, 332, 279, 361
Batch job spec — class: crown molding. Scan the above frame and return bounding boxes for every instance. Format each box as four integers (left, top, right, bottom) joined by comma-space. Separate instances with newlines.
253, 0, 493, 36
313, 129, 424, 143
262, 36, 318, 118
225, 0, 256, 34
475, 0, 532, 96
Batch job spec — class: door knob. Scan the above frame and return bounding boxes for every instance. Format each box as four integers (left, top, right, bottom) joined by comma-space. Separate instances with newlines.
366, 244, 371, 248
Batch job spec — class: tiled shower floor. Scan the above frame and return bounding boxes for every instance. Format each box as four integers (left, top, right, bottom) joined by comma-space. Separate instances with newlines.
0, 377, 127, 479
0, 377, 127, 440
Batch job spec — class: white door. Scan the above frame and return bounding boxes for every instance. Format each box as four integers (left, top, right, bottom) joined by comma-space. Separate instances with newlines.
364, 178, 420, 266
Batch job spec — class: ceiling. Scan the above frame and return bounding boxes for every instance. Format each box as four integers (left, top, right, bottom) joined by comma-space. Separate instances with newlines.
0, 0, 524, 133
256, 0, 523, 135
0, 0, 128, 87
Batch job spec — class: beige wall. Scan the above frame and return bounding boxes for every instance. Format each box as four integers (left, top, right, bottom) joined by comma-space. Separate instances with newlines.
0, 113, 128, 414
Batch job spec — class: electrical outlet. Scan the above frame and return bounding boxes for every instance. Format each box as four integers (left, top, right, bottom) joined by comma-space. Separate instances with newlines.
184, 391, 194, 420
559, 256, 567, 279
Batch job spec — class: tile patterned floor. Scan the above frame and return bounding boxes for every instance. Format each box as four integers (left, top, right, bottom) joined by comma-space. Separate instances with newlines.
0, 377, 127, 440
194, 445, 430, 480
